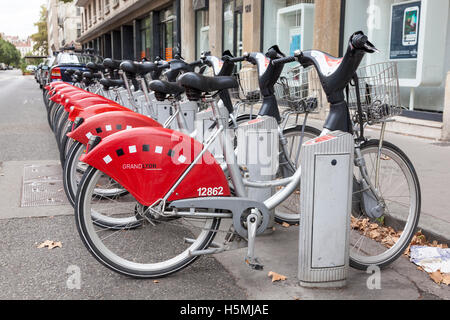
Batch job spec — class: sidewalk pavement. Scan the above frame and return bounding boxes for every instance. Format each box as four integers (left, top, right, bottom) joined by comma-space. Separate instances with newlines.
215, 224, 450, 300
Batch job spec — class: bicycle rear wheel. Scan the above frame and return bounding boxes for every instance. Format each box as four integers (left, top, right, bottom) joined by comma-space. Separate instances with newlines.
350, 140, 421, 269
274, 125, 321, 224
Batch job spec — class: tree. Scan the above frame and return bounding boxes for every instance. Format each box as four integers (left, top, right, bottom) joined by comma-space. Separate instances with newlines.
31, 4, 48, 55
0, 39, 21, 67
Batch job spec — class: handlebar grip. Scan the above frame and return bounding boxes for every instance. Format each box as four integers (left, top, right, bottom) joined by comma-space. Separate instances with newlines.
229, 56, 246, 63
351, 33, 369, 49
189, 59, 203, 67
272, 56, 297, 66
159, 63, 170, 70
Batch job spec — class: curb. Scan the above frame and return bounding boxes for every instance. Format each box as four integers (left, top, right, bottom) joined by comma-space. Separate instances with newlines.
415, 212, 450, 246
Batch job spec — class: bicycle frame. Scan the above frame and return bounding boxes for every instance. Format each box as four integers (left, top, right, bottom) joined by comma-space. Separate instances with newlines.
156, 93, 387, 221
153, 95, 303, 215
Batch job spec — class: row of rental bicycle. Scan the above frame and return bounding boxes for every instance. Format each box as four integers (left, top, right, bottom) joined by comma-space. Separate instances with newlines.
41, 31, 421, 278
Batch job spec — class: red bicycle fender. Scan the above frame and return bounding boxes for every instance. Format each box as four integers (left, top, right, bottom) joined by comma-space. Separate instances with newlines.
64, 96, 118, 112
68, 104, 131, 122
48, 82, 70, 91
61, 91, 98, 111
50, 87, 81, 103
80, 127, 231, 206
67, 111, 161, 145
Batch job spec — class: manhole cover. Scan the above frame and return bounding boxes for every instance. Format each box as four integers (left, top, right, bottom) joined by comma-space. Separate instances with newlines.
21, 164, 69, 207
23, 164, 62, 182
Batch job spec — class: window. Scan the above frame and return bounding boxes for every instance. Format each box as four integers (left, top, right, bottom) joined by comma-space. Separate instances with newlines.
223, 0, 242, 58
223, 1, 234, 54
98, 0, 102, 17
93, 0, 97, 23
160, 6, 177, 60
343, 0, 450, 113
77, 23, 82, 38
262, 0, 315, 54
195, 9, 209, 58
84, 9, 87, 30
105, 0, 110, 14
76, 7, 81, 16
88, 4, 92, 26
140, 16, 153, 60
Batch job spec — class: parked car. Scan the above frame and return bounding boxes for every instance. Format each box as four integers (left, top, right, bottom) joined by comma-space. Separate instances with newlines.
35, 63, 43, 83
0, 63, 6, 70
38, 56, 55, 89
46, 50, 103, 85
26, 65, 37, 74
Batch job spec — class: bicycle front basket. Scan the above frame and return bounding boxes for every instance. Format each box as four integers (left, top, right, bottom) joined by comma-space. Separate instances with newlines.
274, 65, 322, 114
348, 62, 403, 124
230, 66, 261, 103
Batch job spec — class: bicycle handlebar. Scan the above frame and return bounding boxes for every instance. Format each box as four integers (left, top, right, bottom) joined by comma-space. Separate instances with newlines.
351, 31, 378, 53
158, 63, 170, 70
271, 56, 297, 66
229, 56, 246, 63
189, 59, 204, 67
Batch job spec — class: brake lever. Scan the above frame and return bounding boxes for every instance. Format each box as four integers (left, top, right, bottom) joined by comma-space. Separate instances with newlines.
365, 43, 380, 53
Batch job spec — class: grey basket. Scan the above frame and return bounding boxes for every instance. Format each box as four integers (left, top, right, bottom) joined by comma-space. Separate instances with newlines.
348, 62, 403, 124
274, 65, 322, 114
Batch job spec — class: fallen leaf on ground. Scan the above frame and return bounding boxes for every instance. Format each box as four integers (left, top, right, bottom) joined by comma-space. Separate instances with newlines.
281, 222, 290, 228
442, 274, 450, 285
153, 280, 159, 284
351, 217, 450, 286
268, 271, 287, 282
429, 271, 443, 284
37, 240, 62, 250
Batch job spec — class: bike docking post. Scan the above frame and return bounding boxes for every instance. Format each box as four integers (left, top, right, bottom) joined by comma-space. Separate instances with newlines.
298, 131, 354, 288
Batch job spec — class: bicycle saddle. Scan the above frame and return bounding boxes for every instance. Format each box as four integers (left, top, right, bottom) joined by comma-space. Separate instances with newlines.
148, 80, 185, 101
140, 61, 158, 74
120, 61, 158, 76
86, 62, 105, 72
178, 72, 238, 93
103, 58, 122, 70
82, 71, 101, 80
99, 78, 125, 89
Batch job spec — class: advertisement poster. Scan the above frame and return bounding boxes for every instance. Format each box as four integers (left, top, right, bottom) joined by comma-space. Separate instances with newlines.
289, 28, 302, 56
390, 1, 421, 59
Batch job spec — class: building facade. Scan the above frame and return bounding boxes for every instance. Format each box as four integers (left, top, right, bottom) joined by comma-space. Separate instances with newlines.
76, 0, 181, 61
47, 0, 82, 54
76, 0, 450, 140
0, 34, 35, 58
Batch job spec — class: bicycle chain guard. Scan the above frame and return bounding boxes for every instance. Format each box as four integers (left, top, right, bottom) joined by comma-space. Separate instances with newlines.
168, 197, 272, 238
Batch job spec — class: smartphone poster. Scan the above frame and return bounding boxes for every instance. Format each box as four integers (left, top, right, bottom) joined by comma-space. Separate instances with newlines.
289, 27, 302, 56
390, 1, 421, 59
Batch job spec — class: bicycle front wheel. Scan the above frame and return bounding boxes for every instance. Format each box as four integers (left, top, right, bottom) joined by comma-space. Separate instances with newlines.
350, 140, 421, 269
